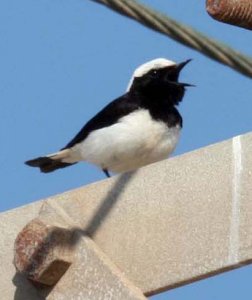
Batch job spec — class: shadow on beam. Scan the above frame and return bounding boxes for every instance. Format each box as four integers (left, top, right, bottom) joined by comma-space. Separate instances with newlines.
13, 171, 137, 299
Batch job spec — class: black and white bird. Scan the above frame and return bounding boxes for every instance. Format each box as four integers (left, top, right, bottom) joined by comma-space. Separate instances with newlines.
25, 58, 192, 177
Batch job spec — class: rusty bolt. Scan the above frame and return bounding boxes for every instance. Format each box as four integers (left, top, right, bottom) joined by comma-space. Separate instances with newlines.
14, 218, 73, 286
206, 0, 252, 30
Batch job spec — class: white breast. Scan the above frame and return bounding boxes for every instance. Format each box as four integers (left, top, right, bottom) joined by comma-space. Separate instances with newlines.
71, 109, 181, 173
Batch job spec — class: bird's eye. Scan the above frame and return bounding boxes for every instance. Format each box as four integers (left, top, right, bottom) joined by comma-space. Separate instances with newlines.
150, 69, 158, 77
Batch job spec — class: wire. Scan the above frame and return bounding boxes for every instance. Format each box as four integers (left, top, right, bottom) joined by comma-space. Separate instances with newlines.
90, 0, 252, 78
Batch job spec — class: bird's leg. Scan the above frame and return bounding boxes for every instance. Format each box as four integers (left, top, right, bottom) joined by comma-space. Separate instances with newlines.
103, 169, 111, 178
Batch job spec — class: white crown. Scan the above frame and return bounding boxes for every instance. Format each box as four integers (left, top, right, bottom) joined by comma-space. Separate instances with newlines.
127, 58, 176, 91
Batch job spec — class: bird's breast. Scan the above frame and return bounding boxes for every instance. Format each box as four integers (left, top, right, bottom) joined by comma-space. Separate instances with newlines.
73, 109, 181, 173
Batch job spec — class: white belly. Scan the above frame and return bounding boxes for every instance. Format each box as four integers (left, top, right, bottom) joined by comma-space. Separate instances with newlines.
71, 109, 180, 173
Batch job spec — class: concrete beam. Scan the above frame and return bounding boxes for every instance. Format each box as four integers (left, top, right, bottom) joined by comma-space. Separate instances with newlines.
13, 214, 146, 299
1, 132, 252, 298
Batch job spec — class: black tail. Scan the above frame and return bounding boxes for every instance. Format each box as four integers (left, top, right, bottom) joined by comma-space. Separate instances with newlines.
25, 156, 74, 173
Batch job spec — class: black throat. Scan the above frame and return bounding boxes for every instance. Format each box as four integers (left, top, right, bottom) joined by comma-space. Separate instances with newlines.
129, 89, 183, 128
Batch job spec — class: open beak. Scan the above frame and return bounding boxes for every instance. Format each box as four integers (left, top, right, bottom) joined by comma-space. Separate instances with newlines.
179, 82, 195, 87
174, 59, 195, 87
176, 59, 192, 73
166, 81, 195, 88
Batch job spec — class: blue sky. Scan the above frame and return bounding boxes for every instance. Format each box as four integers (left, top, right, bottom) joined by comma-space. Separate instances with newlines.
1, 0, 252, 298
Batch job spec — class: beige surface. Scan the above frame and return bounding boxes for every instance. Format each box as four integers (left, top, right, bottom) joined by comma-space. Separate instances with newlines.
47, 236, 146, 300
1, 132, 252, 299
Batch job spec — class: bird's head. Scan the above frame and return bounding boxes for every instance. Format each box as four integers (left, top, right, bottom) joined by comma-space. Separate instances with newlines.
127, 58, 193, 106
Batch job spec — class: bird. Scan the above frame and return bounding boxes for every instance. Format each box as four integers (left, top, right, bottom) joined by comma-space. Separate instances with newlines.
25, 58, 193, 177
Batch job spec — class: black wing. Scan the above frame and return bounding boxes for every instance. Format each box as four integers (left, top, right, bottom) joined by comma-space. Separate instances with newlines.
63, 93, 140, 149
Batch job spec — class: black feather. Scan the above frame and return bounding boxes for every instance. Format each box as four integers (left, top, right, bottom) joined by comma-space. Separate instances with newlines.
63, 94, 139, 149
25, 157, 74, 173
